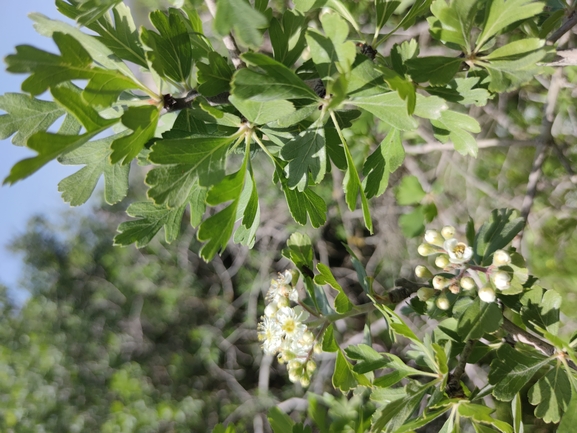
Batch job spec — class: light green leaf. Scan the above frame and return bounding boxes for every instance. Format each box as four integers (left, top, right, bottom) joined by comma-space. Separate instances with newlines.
457, 297, 503, 340
58, 133, 130, 206
333, 350, 370, 392
305, 13, 356, 84
140, 9, 193, 84
214, 0, 268, 49
322, 324, 339, 352
110, 105, 160, 164
350, 92, 418, 131
458, 403, 514, 433
476, 0, 544, 51
294, 0, 327, 12
280, 124, 326, 191
268, 407, 294, 433
428, 0, 478, 52
473, 209, 525, 265
0, 93, 65, 146
344, 344, 389, 374
375, 0, 402, 35
113, 196, 190, 248
6, 32, 142, 106
558, 391, 577, 433
270, 11, 307, 68
363, 129, 404, 198
528, 365, 572, 424
426, 77, 492, 106
229, 96, 295, 125
432, 109, 480, 157
196, 52, 234, 97
489, 344, 550, 401
314, 263, 353, 313
56, 0, 122, 26
146, 135, 235, 207
232, 53, 318, 101
395, 175, 425, 205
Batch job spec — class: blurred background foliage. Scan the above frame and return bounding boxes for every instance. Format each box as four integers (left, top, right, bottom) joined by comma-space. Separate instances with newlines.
1, 0, 577, 431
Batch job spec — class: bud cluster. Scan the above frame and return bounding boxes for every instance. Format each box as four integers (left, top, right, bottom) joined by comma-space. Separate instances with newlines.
416, 226, 508, 307
257, 270, 319, 386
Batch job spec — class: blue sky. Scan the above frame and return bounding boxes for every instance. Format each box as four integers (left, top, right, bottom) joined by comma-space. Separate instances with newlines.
0, 3, 83, 301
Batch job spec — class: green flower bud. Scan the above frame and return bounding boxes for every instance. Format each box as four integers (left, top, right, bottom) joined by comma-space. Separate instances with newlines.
299, 376, 310, 387
436, 293, 450, 310
306, 360, 317, 374
432, 275, 449, 290
441, 225, 456, 240
460, 277, 476, 291
425, 230, 444, 247
417, 287, 436, 301
415, 265, 433, 279
478, 286, 496, 303
492, 250, 511, 267
435, 255, 450, 269
418, 243, 438, 256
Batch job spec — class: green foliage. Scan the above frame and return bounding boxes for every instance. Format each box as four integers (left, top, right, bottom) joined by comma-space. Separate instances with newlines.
2, 0, 577, 431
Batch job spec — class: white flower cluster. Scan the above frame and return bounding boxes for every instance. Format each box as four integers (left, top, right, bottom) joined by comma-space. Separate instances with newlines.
257, 270, 318, 386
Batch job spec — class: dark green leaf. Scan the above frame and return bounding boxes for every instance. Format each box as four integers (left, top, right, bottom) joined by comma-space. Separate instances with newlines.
473, 209, 525, 265
528, 365, 571, 424
322, 324, 339, 352
363, 129, 404, 198
457, 297, 503, 340
196, 52, 234, 97
140, 9, 194, 83
345, 344, 389, 374
270, 11, 307, 67
458, 403, 514, 433
333, 350, 370, 392
406, 56, 462, 85
110, 105, 160, 164
314, 263, 353, 313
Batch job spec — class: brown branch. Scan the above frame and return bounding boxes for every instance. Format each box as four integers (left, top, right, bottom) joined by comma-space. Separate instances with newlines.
548, 10, 577, 44
446, 339, 475, 398
204, 0, 245, 69
404, 139, 535, 154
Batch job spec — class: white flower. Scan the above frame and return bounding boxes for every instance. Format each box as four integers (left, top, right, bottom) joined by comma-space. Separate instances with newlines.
443, 238, 473, 264
257, 316, 282, 355
478, 286, 496, 303
492, 270, 511, 291
276, 306, 308, 339
266, 270, 298, 306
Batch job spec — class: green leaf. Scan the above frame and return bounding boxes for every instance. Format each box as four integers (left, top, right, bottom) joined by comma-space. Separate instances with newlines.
333, 350, 370, 392
214, 0, 268, 49
232, 53, 318, 101
350, 92, 418, 131
196, 52, 234, 98
395, 175, 425, 205
322, 324, 339, 352
558, 391, 577, 433
6, 32, 142, 105
428, 0, 478, 52
277, 166, 327, 228
30, 11, 140, 81
426, 77, 492, 106
305, 13, 357, 84
113, 195, 194, 248
372, 382, 434, 432
457, 297, 503, 340
476, 0, 545, 51
488, 344, 550, 401
284, 232, 314, 270
84, 2, 147, 67
58, 133, 130, 206
375, 0, 402, 35
473, 209, 525, 265
345, 344, 389, 374
229, 96, 295, 125
528, 365, 571, 424
198, 150, 249, 261
268, 406, 295, 433
406, 56, 462, 85
51, 84, 117, 132
314, 263, 353, 313
270, 11, 307, 68
146, 135, 235, 207
280, 124, 326, 191
458, 403, 514, 433
56, 0, 122, 26
233, 169, 260, 247
110, 105, 160, 164
140, 9, 193, 84
521, 288, 562, 334
294, 0, 328, 12
431, 109, 480, 157
0, 94, 65, 146
363, 129, 404, 198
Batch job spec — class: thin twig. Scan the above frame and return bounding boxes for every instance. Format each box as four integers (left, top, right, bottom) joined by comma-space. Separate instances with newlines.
446, 339, 476, 398
404, 139, 535, 154
548, 10, 577, 44
516, 69, 562, 247
204, 0, 245, 69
